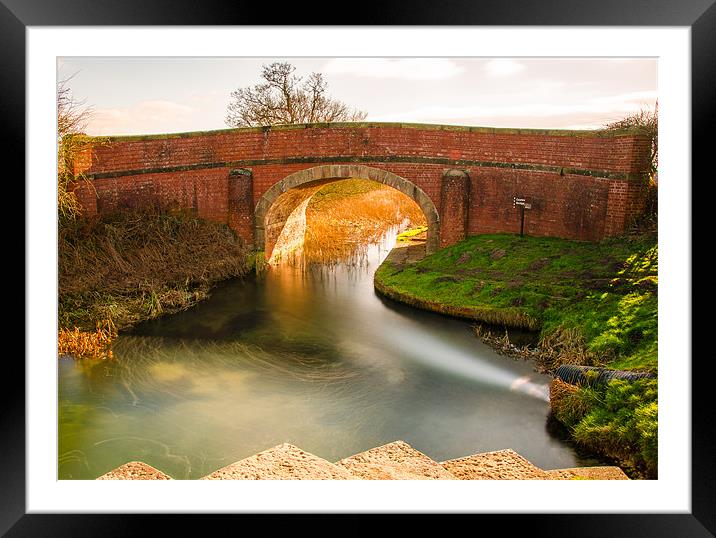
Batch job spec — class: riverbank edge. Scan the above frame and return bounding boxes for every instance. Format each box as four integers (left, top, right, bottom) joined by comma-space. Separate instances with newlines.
373, 253, 540, 331
372, 233, 657, 372
372, 236, 658, 479
373, 241, 547, 359
59, 249, 264, 340
57, 210, 264, 359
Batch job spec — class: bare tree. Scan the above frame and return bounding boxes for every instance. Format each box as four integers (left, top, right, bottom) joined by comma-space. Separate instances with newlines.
57, 75, 91, 140
225, 62, 367, 127
57, 75, 95, 221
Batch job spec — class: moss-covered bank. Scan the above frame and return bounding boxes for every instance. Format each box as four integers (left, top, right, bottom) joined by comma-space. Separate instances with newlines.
375, 231, 657, 372
374, 230, 658, 477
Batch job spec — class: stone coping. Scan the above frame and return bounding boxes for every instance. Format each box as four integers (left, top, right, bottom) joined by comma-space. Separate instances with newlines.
79, 121, 643, 143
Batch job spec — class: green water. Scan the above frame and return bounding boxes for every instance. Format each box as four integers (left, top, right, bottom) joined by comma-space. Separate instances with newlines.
58, 236, 592, 479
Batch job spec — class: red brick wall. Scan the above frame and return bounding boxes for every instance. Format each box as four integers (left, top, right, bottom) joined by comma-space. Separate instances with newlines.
73, 123, 652, 248
75, 167, 230, 224
466, 169, 613, 241
227, 170, 254, 244
79, 125, 650, 177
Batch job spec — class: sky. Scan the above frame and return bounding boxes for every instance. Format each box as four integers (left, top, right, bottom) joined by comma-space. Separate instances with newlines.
57, 57, 657, 136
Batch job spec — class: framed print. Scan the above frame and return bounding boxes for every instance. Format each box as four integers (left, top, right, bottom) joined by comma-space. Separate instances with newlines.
7, 0, 710, 534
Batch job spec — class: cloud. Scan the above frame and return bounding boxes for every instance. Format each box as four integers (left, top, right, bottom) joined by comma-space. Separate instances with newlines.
589, 90, 658, 105
322, 58, 465, 80
484, 59, 526, 77
86, 100, 198, 135
368, 90, 657, 129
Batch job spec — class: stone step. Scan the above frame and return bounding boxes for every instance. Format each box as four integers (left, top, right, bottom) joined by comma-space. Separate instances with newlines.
335, 440, 456, 480
200, 443, 358, 480
95, 446, 631, 481
96, 461, 172, 480
545, 466, 630, 480
440, 449, 550, 480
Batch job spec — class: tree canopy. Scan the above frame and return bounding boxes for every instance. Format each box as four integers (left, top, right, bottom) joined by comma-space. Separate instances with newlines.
225, 62, 367, 127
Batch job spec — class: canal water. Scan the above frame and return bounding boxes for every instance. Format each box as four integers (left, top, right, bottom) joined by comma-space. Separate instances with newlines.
58, 233, 593, 479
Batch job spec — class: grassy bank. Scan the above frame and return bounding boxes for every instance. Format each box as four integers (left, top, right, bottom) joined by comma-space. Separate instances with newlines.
375, 230, 657, 372
58, 209, 251, 356
374, 229, 658, 477
550, 377, 658, 478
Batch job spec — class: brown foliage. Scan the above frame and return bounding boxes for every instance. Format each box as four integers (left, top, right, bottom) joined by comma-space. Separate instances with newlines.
300, 180, 426, 265
549, 378, 601, 427
57, 76, 105, 222
58, 210, 249, 330
536, 325, 597, 371
58, 319, 117, 360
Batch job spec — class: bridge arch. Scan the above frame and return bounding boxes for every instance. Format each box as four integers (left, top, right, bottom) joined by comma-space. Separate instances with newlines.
254, 164, 440, 260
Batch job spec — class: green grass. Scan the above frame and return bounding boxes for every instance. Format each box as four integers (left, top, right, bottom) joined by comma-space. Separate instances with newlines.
375, 231, 657, 373
554, 378, 658, 478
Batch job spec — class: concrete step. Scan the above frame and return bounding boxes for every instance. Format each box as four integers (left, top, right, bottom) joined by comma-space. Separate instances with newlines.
96, 461, 172, 480
335, 440, 457, 480
545, 466, 630, 480
383, 242, 426, 266
200, 443, 358, 480
440, 449, 550, 480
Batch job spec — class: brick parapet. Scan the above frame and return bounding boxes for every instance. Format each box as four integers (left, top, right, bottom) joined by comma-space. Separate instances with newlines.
73, 123, 652, 247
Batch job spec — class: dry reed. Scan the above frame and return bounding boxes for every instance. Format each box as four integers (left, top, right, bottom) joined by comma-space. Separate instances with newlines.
473, 324, 533, 357
548, 377, 602, 427
536, 326, 597, 371
59, 209, 250, 330
301, 179, 427, 265
58, 319, 117, 360
473, 322, 597, 373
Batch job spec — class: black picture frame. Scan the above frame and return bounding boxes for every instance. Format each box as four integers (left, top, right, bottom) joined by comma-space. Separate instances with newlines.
7, 0, 709, 534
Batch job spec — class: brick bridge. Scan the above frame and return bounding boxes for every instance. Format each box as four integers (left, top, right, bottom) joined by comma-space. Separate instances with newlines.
72, 122, 652, 257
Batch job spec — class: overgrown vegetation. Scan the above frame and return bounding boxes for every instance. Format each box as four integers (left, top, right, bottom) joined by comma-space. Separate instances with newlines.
57, 76, 95, 224
600, 104, 659, 230
58, 319, 117, 360
601, 103, 658, 181
59, 209, 251, 334
550, 377, 658, 478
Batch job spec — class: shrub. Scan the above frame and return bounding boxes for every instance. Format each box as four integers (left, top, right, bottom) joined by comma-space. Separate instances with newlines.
550, 378, 601, 427
571, 378, 658, 477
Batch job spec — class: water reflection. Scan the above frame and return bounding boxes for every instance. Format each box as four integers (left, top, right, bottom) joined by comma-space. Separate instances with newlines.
58, 232, 591, 480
